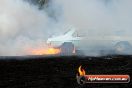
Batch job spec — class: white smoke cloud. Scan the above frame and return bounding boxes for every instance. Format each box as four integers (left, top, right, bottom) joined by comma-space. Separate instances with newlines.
52, 0, 132, 56
0, 0, 54, 56
0, 0, 132, 56
54, 0, 132, 36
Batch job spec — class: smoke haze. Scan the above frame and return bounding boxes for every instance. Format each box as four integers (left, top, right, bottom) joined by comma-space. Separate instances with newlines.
0, 0, 132, 56
54, 0, 132, 36
0, 0, 61, 56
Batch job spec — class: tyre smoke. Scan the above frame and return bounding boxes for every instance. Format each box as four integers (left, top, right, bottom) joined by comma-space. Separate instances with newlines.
0, 0, 132, 56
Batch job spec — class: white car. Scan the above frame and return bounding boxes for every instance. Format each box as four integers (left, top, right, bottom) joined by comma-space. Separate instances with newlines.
47, 27, 132, 56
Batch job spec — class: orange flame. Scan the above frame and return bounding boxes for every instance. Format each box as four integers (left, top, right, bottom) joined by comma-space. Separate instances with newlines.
30, 48, 61, 55
78, 66, 86, 76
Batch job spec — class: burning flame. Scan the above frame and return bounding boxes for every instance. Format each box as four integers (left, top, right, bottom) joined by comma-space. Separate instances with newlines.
30, 47, 61, 55
78, 66, 86, 76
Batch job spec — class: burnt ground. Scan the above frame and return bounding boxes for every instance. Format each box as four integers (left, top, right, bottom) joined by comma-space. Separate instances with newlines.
0, 55, 132, 88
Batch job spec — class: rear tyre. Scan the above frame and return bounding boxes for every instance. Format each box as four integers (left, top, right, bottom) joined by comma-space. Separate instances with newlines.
114, 41, 132, 55
60, 42, 75, 56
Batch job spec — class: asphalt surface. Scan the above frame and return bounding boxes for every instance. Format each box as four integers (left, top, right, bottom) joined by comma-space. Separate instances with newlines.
0, 55, 132, 88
